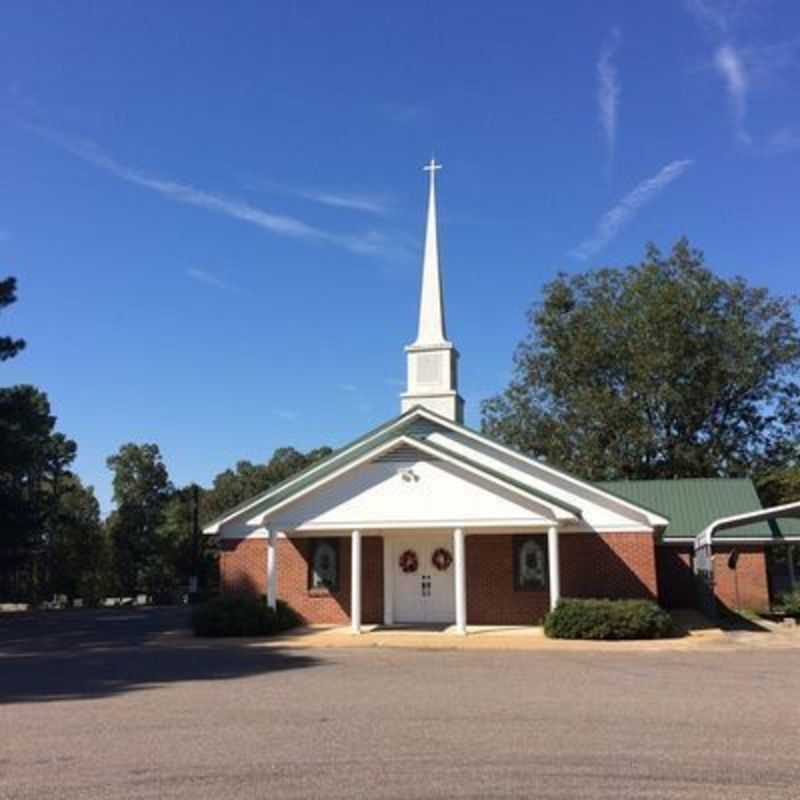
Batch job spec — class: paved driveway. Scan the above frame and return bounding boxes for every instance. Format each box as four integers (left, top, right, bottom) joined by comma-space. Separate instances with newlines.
1, 608, 799, 799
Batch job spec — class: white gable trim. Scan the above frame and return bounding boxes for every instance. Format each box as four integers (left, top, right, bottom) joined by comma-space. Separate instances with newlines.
239, 435, 577, 531
412, 408, 669, 528
203, 411, 429, 533
204, 406, 668, 535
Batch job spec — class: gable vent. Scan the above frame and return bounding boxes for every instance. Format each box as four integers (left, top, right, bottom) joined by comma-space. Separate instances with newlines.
373, 445, 438, 463
404, 419, 441, 438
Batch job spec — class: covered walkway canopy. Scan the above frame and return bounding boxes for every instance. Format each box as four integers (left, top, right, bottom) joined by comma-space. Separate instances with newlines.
694, 500, 800, 615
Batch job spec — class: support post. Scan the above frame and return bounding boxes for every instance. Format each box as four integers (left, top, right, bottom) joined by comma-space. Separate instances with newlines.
454, 527, 467, 634
788, 544, 797, 590
266, 527, 277, 611
351, 530, 362, 634
383, 534, 393, 625
547, 525, 561, 612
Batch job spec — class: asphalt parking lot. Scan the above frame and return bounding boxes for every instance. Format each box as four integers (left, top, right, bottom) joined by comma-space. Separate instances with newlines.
1, 607, 799, 799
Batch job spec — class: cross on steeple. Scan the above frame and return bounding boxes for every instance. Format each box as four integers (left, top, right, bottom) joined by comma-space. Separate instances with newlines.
400, 156, 464, 423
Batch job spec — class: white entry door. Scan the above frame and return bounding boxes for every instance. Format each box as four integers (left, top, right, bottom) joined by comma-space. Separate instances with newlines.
392, 536, 456, 624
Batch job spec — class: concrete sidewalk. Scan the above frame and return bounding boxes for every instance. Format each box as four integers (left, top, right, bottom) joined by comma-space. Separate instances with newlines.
240, 610, 800, 652
252, 611, 732, 652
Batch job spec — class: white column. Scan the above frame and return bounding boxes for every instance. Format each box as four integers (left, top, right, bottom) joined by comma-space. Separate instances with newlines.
383, 534, 394, 625
454, 527, 467, 634
266, 527, 277, 610
547, 525, 561, 612
351, 530, 362, 634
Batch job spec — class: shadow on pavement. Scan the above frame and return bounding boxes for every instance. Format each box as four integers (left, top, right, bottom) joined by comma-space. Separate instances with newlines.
716, 608, 771, 632
0, 607, 319, 705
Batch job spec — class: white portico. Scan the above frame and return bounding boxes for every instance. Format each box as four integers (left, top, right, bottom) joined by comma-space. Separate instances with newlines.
204, 161, 668, 632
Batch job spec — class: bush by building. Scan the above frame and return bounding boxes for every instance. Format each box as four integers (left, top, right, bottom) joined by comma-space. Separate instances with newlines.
544, 598, 673, 640
191, 594, 302, 637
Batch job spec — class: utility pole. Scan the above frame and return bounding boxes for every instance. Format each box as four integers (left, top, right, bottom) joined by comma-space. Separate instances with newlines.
189, 483, 200, 603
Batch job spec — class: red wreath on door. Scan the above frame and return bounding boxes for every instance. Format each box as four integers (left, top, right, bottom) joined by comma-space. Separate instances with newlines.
398, 549, 419, 574
431, 547, 453, 572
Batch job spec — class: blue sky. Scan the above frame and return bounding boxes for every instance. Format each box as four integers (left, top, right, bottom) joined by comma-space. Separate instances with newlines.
2, 1, 799, 511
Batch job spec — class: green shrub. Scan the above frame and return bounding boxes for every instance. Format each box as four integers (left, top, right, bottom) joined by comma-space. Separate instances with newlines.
191, 594, 302, 637
544, 598, 673, 640
777, 589, 800, 617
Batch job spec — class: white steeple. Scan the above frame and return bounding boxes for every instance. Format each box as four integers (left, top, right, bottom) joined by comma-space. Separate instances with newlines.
401, 159, 464, 423
414, 159, 447, 345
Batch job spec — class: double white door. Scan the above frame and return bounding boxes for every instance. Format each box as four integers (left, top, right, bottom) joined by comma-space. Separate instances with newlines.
392, 536, 455, 624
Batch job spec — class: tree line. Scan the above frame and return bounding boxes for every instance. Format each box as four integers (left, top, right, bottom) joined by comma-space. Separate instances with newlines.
0, 276, 332, 604
2, 238, 799, 604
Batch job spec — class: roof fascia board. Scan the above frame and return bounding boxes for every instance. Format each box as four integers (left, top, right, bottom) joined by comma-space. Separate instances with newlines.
203, 408, 433, 533
412, 407, 669, 527
255, 434, 574, 526
418, 437, 582, 518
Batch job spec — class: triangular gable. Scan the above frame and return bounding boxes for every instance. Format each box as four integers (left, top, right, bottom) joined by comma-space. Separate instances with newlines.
214, 434, 580, 538
204, 406, 668, 535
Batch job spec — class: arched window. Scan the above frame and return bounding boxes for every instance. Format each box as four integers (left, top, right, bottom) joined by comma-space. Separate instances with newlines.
514, 535, 548, 591
310, 539, 338, 591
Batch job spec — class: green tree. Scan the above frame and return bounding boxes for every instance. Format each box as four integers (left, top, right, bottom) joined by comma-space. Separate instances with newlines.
0, 276, 26, 362
157, 486, 216, 598
481, 239, 800, 480
0, 386, 94, 602
50, 476, 110, 606
106, 443, 173, 596
201, 446, 332, 525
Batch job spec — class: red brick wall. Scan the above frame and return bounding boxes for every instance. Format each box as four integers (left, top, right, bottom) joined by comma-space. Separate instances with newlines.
466, 532, 659, 625
560, 532, 659, 601
219, 536, 383, 624
713, 545, 770, 612
221, 531, 660, 626
466, 535, 550, 624
219, 538, 265, 597
655, 545, 696, 608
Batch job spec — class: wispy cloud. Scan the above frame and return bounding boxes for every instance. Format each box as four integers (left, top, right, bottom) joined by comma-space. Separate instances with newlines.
249, 178, 391, 216
296, 188, 389, 215
571, 159, 694, 260
273, 409, 299, 422
597, 28, 621, 168
26, 125, 395, 257
339, 383, 358, 393
765, 127, 800, 155
186, 268, 233, 291
714, 43, 750, 143
685, 2, 800, 149
685, 0, 734, 34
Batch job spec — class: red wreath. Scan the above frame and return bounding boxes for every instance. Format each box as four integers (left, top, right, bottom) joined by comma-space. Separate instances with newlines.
398, 549, 418, 574
431, 547, 453, 572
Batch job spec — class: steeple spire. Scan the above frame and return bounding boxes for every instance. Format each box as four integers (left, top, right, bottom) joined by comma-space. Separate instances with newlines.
415, 159, 448, 345
401, 159, 464, 423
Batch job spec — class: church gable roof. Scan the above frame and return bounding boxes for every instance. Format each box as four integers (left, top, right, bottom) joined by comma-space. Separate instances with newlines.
204, 407, 666, 535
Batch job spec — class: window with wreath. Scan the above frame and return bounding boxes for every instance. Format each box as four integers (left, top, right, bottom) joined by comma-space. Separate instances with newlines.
514, 535, 548, 591
309, 539, 339, 591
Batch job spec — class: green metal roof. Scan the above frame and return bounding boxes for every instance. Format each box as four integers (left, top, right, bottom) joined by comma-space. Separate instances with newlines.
596, 478, 793, 541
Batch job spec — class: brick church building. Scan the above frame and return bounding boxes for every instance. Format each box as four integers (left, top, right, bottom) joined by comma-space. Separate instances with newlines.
204, 161, 797, 631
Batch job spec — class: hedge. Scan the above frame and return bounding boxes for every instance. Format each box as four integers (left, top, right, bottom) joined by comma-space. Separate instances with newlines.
544, 598, 673, 640
192, 594, 302, 637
